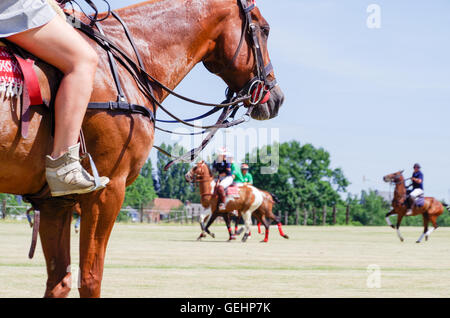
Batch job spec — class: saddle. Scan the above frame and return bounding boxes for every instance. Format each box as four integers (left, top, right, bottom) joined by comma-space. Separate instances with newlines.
226, 184, 240, 198
406, 193, 425, 208
0, 46, 44, 138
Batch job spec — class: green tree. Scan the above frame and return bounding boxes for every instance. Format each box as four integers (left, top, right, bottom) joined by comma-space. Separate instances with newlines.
246, 141, 349, 224
157, 143, 200, 203
123, 159, 157, 209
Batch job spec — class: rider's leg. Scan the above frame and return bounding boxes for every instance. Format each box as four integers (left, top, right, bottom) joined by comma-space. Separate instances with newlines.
7, 16, 109, 195
218, 176, 233, 210
217, 185, 226, 210
407, 189, 423, 216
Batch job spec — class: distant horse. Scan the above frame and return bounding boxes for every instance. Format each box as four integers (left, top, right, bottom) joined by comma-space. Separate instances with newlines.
185, 161, 288, 242
0, 0, 283, 297
383, 171, 448, 243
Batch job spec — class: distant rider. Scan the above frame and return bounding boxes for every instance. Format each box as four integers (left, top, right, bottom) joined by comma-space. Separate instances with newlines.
240, 163, 253, 184
406, 163, 424, 216
212, 148, 233, 211
234, 163, 253, 185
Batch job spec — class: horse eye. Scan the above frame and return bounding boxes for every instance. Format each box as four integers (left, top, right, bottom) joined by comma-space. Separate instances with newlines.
261, 26, 270, 36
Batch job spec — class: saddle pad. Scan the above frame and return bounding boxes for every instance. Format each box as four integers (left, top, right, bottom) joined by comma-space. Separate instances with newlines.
416, 196, 425, 207
0, 47, 23, 98
0, 46, 42, 105
226, 185, 240, 197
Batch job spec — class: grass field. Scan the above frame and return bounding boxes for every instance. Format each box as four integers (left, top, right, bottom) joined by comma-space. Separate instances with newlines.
1, 221, 450, 298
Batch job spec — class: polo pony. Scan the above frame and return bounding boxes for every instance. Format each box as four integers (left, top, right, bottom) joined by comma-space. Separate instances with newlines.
185, 161, 289, 242
383, 171, 448, 243
0, 0, 284, 297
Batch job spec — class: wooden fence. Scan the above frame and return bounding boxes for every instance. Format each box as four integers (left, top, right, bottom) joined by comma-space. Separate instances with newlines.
278, 205, 352, 226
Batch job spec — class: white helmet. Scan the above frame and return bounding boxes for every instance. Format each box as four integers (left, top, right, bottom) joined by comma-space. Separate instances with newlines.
218, 147, 231, 157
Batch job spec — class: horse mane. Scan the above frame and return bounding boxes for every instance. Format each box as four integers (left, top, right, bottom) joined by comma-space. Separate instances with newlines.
201, 161, 213, 178
393, 173, 407, 205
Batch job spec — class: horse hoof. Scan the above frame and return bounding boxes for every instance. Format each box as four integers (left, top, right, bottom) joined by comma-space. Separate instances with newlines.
260, 239, 268, 243
283, 235, 289, 239
390, 225, 395, 229
209, 233, 215, 239
416, 241, 421, 244
236, 228, 244, 235
229, 235, 236, 241
242, 235, 248, 242
400, 238, 404, 242
425, 236, 428, 241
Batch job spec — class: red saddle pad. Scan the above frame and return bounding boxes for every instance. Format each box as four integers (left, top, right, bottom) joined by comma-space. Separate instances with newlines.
0, 47, 23, 97
226, 185, 240, 197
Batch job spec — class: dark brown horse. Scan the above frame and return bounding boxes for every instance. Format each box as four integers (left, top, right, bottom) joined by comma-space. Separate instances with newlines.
0, 0, 284, 297
185, 161, 288, 242
383, 171, 448, 243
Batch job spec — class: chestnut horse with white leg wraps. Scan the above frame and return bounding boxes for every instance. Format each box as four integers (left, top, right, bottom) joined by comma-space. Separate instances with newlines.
383, 171, 448, 243
185, 161, 289, 242
0, 0, 284, 297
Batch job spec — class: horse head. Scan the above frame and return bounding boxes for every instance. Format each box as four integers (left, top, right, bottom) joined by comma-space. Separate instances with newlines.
202, 0, 284, 120
383, 170, 405, 184
185, 161, 211, 183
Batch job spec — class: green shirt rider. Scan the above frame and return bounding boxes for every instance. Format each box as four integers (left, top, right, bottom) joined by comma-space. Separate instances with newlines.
233, 163, 253, 185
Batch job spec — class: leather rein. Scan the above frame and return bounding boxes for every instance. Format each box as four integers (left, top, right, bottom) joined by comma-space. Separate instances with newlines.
68, 0, 275, 168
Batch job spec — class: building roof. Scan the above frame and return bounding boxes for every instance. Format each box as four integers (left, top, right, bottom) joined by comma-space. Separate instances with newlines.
144, 198, 183, 214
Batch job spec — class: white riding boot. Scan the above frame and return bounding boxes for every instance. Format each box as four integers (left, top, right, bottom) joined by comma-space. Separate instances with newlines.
45, 143, 110, 197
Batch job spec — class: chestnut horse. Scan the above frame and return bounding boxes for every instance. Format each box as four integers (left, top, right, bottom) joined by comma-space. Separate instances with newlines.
0, 0, 284, 297
383, 171, 448, 243
185, 161, 289, 242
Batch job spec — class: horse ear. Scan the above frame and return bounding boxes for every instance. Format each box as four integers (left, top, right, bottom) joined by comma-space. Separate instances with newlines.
400, 170, 404, 174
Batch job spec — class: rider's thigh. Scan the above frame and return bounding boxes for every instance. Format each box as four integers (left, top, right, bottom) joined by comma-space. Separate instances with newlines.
7, 15, 98, 74
220, 176, 233, 188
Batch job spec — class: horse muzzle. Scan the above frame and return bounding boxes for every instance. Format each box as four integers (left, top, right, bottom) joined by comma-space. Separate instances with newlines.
185, 172, 193, 183
250, 85, 284, 120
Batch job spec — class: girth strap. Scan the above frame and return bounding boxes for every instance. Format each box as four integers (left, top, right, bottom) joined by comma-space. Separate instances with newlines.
87, 101, 155, 121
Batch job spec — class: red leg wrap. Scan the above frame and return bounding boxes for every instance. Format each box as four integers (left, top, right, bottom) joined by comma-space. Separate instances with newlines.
277, 223, 285, 237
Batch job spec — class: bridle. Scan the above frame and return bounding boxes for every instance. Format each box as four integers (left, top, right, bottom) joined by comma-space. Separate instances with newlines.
186, 165, 215, 200
237, 0, 277, 105
66, 0, 277, 168
207, 0, 278, 106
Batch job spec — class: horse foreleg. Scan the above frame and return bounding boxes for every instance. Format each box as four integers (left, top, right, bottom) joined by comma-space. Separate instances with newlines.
396, 214, 404, 242
385, 210, 396, 229
203, 212, 217, 239
198, 210, 211, 240
39, 204, 74, 298
241, 211, 252, 242
78, 180, 125, 298
224, 213, 235, 241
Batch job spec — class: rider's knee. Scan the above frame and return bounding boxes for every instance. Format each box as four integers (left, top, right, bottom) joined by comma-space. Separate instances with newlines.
65, 46, 98, 78
79, 47, 98, 75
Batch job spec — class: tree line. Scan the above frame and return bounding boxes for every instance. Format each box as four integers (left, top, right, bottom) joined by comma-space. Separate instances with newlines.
1, 140, 448, 226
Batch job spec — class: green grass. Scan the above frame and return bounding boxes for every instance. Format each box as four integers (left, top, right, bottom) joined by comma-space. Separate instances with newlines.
1, 221, 450, 297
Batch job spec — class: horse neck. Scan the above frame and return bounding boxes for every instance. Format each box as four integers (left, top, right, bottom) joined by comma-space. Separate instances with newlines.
198, 165, 214, 207
393, 180, 406, 204
113, 0, 232, 102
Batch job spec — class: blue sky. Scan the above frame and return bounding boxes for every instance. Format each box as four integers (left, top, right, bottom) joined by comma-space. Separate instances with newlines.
92, 0, 450, 200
